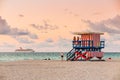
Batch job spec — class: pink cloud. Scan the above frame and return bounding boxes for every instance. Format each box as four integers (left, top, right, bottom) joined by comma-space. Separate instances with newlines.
0, 16, 38, 43
30, 20, 59, 31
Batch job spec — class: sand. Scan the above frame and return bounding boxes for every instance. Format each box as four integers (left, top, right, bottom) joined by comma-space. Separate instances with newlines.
0, 59, 120, 80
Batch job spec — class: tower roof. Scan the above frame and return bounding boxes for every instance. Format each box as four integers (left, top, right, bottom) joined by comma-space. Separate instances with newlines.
73, 32, 104, 35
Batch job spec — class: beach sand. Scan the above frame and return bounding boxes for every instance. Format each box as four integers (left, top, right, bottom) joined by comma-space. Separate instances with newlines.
0, 60, 120, 80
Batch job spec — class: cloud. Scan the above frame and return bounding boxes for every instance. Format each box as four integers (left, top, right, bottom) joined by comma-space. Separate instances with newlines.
0, 16, 11, 34
30, 20, 59, 31
0, 16, 38, 42
10, 28, 29, 35
64, 8, 68, 11
37, 38, 55, 48
57, 37, 71, 47
83, 15, 120, 34
15, 37, 34, 44
19, 14, 24, 17
36, 37, 71, 48
0, 16, 28, 35
31, 37, 72, 52
74, 14, 79, 17
45, 38, 53, 43
64, 8, 79, 17
0, 42, 15, 47
82, 15, 120, 52
105, 15, 120, 28
28, 33, 38, 39
92, 12, 101, 15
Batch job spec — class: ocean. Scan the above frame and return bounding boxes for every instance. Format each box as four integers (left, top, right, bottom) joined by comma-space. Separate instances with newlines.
0, 52, 120, 62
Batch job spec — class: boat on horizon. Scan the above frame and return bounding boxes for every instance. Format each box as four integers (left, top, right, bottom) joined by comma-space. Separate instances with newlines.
15, 47, 35, 52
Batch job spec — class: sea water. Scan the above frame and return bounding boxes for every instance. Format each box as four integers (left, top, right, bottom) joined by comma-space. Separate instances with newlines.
0, 52, 120, 62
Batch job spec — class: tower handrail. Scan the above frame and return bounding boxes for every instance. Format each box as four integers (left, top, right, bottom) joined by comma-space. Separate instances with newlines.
67, 49, 75, 60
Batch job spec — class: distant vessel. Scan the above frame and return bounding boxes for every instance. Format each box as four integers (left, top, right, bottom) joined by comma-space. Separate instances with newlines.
15, 47, 35, 52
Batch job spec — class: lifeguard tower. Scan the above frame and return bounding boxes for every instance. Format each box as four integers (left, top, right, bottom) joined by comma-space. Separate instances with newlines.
67, 32, 105, 61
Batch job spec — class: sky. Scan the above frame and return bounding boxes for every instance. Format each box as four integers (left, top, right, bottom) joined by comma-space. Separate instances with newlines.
0, 0, 120, 52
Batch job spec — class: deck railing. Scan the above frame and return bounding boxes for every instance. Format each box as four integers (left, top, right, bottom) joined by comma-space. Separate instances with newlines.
72, 40, 105, 49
